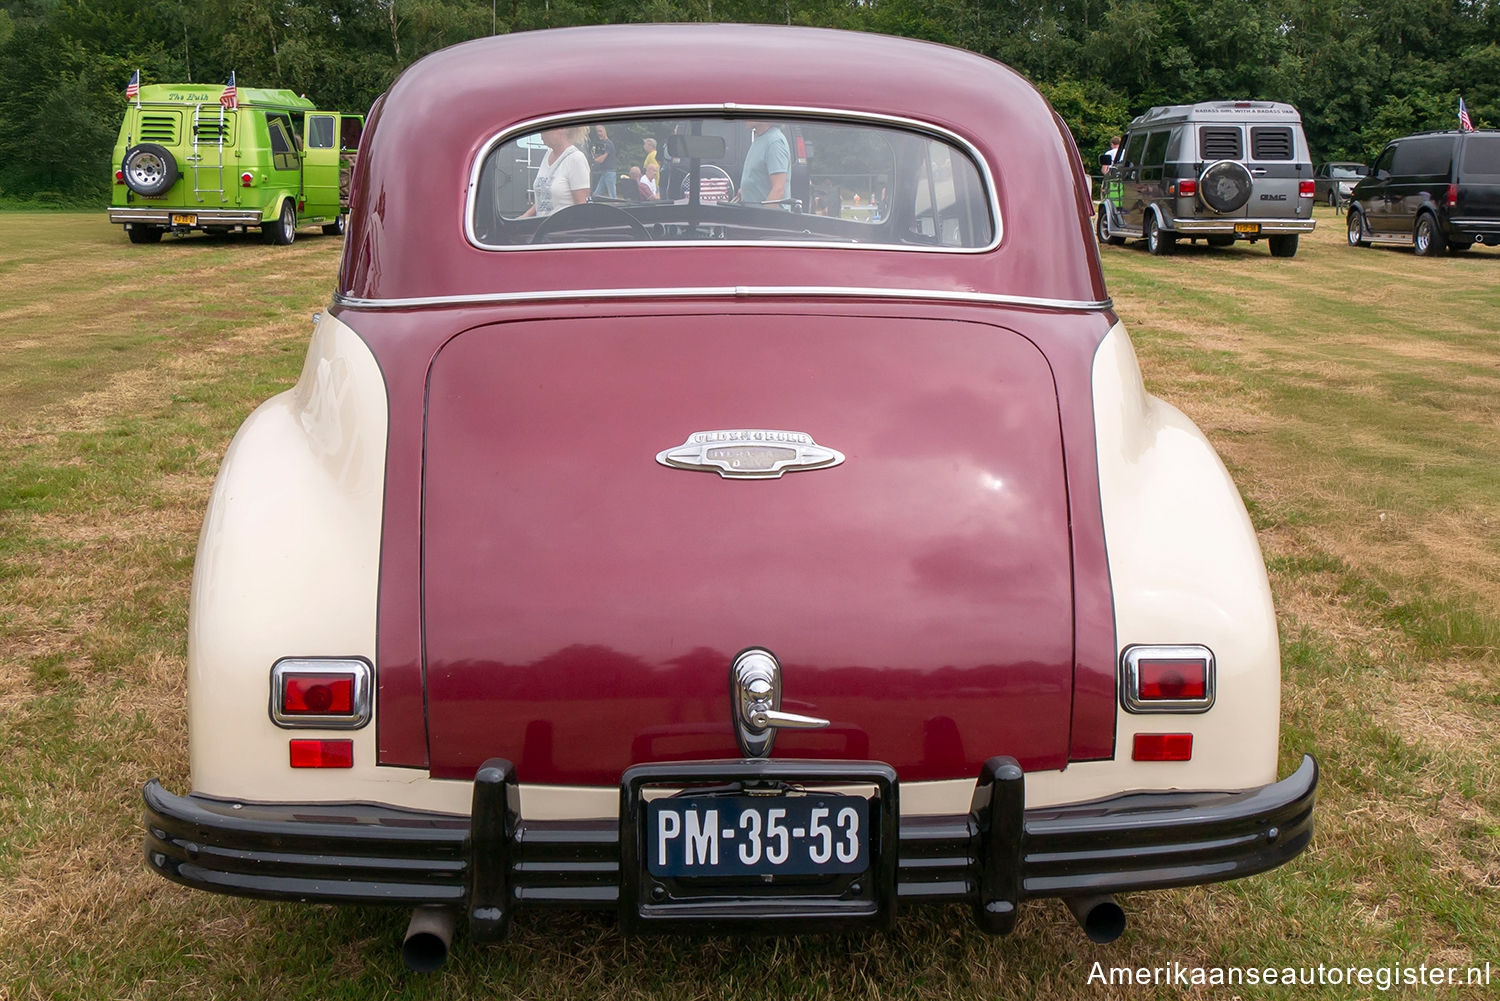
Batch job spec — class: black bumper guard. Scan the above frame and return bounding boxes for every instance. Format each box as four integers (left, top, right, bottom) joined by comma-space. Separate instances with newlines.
144, 754, 1317, 939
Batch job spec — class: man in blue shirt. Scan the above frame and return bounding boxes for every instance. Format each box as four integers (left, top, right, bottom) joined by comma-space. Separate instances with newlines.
738, 121, 789, 205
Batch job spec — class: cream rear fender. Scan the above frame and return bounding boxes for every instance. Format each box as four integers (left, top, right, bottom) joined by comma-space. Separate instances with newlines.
1084, 321, 1282, 798
187, 312, 413, 804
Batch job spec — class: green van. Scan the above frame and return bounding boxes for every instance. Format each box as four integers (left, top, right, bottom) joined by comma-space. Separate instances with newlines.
108, 84, 363, 245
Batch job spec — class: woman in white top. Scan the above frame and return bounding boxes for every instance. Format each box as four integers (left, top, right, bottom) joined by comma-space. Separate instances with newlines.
522, 126, 590, 217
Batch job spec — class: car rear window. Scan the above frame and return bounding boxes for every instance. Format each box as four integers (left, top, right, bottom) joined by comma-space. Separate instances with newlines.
469, 112, 997, 250
1460, 135, 1500, 178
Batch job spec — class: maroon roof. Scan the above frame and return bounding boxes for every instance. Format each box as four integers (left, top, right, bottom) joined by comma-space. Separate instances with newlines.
337, 23, 1106, 305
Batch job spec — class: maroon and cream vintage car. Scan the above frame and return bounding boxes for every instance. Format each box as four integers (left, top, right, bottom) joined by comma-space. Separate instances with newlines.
143, 24, 1317, 970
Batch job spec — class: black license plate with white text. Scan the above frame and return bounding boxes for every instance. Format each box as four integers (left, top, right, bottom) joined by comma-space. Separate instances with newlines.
645, 794, 868, 878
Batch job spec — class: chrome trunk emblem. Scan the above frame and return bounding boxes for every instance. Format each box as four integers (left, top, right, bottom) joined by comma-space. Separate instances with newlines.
656, 430, 845, 479
731, 649, 829, 758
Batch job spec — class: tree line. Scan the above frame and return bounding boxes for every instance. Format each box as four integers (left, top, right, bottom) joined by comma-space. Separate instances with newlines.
2, 0, 1496, 202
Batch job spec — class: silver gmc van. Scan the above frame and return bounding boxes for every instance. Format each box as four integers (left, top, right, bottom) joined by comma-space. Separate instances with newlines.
1097, 101, 1317, 257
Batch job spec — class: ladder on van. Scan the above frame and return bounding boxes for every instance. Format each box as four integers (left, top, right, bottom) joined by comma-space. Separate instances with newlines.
189, 103, 229, 204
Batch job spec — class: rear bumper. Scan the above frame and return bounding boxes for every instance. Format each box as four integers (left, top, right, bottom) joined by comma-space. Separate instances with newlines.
1448, 217, 1500, 237
144, 753, 1317, 937
1170, 218, 1316, 235
109, 207, 265, 227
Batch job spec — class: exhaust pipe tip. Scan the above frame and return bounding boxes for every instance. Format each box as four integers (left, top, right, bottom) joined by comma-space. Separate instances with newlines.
402, 905, 457, 972
1065, 894, 1126, 944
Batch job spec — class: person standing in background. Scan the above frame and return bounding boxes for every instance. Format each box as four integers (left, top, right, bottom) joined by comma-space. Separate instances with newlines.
738, 120, 789, 205
520, 125, 590, 217
1100, 135, 1122, 174
591, 124, 618, 198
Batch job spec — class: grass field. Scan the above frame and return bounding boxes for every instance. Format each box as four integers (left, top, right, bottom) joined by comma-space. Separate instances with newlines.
1, 210, 1496, 1000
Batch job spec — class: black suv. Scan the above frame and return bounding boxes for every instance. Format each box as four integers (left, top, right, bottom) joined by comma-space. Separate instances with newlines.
1346, 131, 1500, 255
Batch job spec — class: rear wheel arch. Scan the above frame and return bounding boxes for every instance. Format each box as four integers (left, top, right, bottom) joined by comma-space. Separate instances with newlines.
263, 197, 297, 246
1144, 209, 1175, 256
1413, 210, 1446, 256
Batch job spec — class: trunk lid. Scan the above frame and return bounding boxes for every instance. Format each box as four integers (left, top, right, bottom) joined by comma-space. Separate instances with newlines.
421, 311, 1077, 784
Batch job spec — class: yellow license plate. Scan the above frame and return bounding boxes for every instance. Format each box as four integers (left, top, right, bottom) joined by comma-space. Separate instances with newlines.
1234, 223, 1260, 234
171, 214, 197, 226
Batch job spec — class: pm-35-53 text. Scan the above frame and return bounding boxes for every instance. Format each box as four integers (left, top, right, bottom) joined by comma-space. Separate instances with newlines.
646, 794, 869, 877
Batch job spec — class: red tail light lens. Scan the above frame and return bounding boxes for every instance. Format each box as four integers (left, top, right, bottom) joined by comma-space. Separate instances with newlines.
241, 172, 254, 187
283, 674, 355, 714
1122, 645, 1215, 712
115, 170, 125, 184
1178, 178, 1198, 196
289, 739, 354, 768
1447, 183, 1459, 207
1299, 180, 1315, 198
1137, 659, 1208, 700
1132, 733, 1193, 761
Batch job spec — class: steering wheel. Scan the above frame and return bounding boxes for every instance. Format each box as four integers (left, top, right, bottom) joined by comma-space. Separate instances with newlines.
529, 202, 651, 244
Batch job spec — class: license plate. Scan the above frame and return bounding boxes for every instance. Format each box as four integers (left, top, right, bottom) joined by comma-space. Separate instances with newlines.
1234, 222, 1260, 234
171, 213, 197, 226
646, 793, 868, 877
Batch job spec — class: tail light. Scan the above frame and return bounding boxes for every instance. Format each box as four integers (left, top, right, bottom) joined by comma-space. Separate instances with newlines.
115, 170, 125, 185
271, 658, 372, 728
241, 172, 254, 187
1121, 645, 1215, 713
1177, 178, 1198, 197
1132, 733, 1193, 761
1447, 183, 1459, 208
1298, 180, 1316, 198
289, 739, 354, 768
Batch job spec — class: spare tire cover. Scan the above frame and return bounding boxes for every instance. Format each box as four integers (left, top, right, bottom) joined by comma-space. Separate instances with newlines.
1199, 160, 1253, 213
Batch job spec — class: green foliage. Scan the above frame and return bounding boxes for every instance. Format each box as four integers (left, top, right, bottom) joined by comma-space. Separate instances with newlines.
1, 0, 1498, 201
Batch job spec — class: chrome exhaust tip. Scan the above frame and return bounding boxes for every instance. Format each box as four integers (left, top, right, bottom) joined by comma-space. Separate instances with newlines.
401, 905, 457, 972
1065, 894, 1126, 944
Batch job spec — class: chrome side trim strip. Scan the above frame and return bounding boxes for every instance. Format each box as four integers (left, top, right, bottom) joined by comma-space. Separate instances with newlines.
333, 285, 1112, 312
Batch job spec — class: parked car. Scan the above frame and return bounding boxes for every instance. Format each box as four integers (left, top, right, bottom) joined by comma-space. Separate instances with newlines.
1346, 130, 1500, 255
1097, 101, 1317, 257
1313, 161, 1369, 207
142, 24, 1317, 970
108, 83, 362, 244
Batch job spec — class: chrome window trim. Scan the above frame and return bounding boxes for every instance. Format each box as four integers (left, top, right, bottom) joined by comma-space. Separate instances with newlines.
1120, 644, 1216, 715
333, 285, 1111, 313
269, 657, 374, 730
465, 103, 1003, 253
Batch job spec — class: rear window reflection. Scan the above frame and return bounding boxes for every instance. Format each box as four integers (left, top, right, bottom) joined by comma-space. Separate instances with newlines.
470, 114, 997, 249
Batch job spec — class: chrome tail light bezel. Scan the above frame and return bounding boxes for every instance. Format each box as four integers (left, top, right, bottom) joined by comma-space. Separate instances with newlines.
270, 657, 374, 729
1120, 644, 1216, 714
